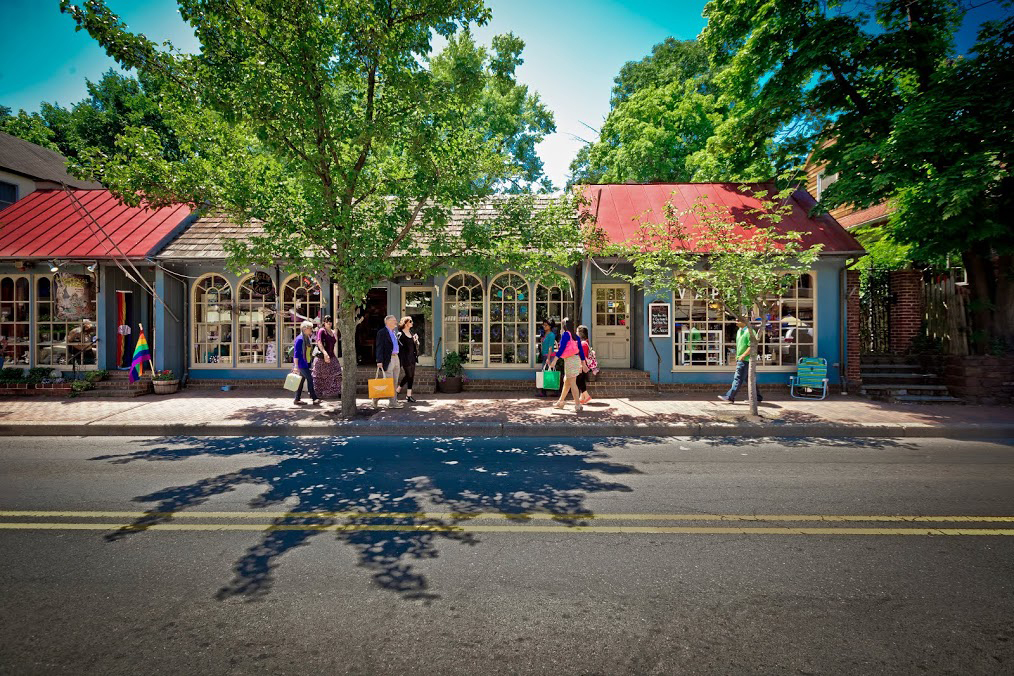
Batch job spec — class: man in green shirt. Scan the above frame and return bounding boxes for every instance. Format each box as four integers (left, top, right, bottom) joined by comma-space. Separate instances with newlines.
718, 318, 764, 404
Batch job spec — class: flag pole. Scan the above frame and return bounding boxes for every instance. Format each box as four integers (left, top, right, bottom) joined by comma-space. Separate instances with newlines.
139, 323, 155, 376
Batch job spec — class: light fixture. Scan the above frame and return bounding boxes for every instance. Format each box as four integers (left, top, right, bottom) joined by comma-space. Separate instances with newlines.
49, 261, 59, 273
87, 263, 97, 273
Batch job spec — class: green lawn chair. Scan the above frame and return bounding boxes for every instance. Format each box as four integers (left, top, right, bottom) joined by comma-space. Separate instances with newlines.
789, 357, 829, 400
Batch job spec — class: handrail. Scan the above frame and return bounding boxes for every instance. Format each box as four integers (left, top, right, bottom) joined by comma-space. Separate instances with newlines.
435, 336, 443, 369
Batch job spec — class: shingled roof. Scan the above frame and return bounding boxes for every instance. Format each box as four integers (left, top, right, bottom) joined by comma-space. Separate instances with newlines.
156, 196, 562, 259
0, 132, 101, 190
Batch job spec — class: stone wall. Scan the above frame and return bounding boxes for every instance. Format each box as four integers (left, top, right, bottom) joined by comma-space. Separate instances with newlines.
944, 355, 1014, 405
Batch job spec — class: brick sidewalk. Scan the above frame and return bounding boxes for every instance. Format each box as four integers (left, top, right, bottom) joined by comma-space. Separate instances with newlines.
0, 390, 1011, 430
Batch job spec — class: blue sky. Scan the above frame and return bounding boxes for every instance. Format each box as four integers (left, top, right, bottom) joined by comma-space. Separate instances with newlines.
0, 0, 1006, 188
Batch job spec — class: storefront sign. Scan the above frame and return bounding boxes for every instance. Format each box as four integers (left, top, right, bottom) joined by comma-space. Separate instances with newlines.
252, 271, 274, 297
648, 302, 671, 338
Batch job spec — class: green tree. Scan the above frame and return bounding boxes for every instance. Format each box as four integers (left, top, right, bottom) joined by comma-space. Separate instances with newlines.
566, 38, 771, 187
62, 0, 585, 418
600, 186, 823, 415
0, 106, 58, 150
700, 0, 1014, 350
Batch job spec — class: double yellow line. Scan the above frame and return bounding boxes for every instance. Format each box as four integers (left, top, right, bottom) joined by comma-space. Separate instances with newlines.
1, 511, 1013, 536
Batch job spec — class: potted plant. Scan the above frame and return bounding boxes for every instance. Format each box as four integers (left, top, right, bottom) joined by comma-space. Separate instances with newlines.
436, 350, 467, 393
151, 369, 180, 394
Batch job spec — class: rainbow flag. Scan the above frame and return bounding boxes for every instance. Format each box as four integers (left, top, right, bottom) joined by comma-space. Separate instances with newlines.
129, 328, 151, 383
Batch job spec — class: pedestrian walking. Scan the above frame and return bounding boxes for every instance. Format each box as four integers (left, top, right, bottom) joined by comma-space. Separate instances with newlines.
575, 324, 599, 405
311, 315, 342, 399
292, 320, 320, 406
374, 314, 404, 409
548, 317, 587, 412
396, 316, 420, 403
718, 318, 764, 404
537, 319, 557, 397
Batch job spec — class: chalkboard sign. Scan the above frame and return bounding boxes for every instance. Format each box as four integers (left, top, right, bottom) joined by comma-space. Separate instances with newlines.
252, 271, 274, 296
648, 302, 671, 338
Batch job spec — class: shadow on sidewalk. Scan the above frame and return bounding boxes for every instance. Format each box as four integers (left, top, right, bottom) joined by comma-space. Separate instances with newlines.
90, 436, 643, 602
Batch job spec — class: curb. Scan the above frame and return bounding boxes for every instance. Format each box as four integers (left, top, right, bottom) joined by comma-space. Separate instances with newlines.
1, 421, 1012, 439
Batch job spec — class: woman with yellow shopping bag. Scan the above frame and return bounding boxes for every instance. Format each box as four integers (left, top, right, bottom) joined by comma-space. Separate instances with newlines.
372, 315, 403, 409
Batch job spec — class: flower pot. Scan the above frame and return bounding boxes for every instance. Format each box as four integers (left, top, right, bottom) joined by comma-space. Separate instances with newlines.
437, 376, 462, 394
153, 379, 179, 395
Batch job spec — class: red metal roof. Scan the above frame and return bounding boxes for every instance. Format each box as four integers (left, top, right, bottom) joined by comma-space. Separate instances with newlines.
0, 189, 192, 259
580, 183, 865, 254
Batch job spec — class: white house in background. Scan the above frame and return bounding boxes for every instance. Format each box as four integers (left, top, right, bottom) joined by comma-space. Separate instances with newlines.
0, 131, 101, 210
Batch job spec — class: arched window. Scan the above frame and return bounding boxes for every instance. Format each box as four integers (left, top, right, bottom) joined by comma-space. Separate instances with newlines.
281, 275, 322, 364
443, 273, 484, 363
489, 272, 530, 366
535, 274, 575, 331
36, 274, 97, 368
192, 274, 233, 365
0, 276, 31, 366
237, 274, 278, 366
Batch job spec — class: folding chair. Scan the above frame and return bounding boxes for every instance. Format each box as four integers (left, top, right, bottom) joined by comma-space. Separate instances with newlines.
789, 357, 829, 400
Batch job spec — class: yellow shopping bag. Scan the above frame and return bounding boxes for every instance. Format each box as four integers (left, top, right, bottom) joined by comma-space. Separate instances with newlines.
368, 368, 395, 399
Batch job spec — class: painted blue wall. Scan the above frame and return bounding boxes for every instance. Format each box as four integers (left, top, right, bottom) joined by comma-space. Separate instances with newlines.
641, 259, 846, 386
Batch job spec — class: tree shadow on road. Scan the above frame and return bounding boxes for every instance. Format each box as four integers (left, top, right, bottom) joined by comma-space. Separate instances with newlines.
90, 436, 640, 602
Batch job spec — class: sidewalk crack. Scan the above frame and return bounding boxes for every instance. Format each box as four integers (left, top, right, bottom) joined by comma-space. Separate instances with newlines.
85, 401, 154, 425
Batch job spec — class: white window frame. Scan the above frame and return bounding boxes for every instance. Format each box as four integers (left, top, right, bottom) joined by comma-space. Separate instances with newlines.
35, 273, 97, 370
816, 171, 838, 200
236, 273, 280, 368
0, 274, 32, 366
191, 273, 235, 368
487, 271, 533, 368
281, 274, 323, 366
671, 271, 818, 373
443, 272, 486, 366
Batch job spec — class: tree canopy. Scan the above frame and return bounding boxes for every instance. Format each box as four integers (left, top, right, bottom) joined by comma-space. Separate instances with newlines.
699, 0, 1014, 350
567, 38, 772, 187
61, 0, 583, 417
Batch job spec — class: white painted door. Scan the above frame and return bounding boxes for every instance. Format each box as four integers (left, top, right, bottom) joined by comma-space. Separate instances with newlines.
592, 284, 630, 368
401, 287, 435, 366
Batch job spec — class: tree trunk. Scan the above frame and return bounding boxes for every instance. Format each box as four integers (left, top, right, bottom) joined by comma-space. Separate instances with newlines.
748, 354, 759, 417
961, 248, 1014, 354
334, 287, 360, 419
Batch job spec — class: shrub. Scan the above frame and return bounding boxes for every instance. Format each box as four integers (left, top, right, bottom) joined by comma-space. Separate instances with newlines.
0, 367, 25, 384
85, 369, 108, 383
26, 367, 51, 384
70, 380, 95, 394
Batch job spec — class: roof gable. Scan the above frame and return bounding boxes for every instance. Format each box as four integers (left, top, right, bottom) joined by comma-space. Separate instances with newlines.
0, 132, 102, 190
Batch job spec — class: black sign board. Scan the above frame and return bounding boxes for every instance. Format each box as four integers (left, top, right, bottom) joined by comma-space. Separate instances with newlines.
252, 271, 274, 296
648, 302, 671, 338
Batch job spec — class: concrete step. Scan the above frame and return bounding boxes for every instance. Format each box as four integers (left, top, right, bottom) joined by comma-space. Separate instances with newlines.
862, 373, 942, 385
861, 384, 951, 393
860, 363, 924, 370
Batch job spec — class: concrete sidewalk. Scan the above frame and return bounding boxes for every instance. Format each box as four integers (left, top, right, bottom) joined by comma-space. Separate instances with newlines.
1, 390, 1012, 438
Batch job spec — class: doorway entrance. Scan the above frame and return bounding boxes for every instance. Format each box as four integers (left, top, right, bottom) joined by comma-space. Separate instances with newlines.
592, 283, 631, 368
401, 287, 435, 366
355, 288, 388, 365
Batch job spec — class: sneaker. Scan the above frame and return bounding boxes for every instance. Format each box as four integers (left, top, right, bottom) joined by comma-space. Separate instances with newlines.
717, 395, 732, 403
390, 403, 405, 409
293, 400, 307, 406
406, 396, 417, 403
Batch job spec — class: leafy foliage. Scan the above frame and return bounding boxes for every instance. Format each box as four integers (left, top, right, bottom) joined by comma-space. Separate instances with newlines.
699, 0, 1014, 348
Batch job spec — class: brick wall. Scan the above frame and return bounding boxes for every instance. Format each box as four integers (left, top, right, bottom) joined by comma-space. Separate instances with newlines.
846, 269, 861, 387
945, 355, 1014, 405
889, 270, 923, 354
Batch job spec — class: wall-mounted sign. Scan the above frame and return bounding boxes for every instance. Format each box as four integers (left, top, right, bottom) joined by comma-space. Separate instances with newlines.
648, 302, 671, 338
252, 271, 275, 297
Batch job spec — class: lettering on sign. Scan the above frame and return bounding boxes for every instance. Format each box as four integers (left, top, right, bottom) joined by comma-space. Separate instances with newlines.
648, 302, 671, 338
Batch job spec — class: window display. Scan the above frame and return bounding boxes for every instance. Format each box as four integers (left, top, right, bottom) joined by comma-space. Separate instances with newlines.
0, 276, 30, 365
237, 274, 278, 365
36, 274, 97, 368
193, 274, 233, 365
489, 272, 530, 365
443, 273, 484, 363
282, 275, 322, 364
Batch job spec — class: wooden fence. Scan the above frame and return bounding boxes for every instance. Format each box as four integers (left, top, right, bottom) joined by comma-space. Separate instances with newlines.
922, 271, 968, 355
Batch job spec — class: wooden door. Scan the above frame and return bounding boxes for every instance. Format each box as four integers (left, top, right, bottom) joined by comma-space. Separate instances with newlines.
592, 284, 630, 367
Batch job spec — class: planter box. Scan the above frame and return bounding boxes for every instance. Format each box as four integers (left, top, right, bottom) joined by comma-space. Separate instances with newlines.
152, 379, 180, 395
437, 376, 462, 394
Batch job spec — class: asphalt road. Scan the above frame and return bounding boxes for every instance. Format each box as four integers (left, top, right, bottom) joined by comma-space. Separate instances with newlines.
1, 435, 1012, 675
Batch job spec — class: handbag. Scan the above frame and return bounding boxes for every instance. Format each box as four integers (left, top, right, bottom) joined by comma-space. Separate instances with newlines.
368, 367, 395, 399
283, 370, 303, 392
541, 368, 561, 390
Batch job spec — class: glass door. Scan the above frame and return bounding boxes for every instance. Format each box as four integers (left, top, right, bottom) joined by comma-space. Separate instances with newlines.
401, 287, 435, 366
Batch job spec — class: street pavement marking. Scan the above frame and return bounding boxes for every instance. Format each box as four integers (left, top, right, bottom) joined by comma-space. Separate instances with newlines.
0, 522, 1013, 535
2, 511, 1014, 522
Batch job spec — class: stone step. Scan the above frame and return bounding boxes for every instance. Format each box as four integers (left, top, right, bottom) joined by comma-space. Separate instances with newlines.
861, 384, 951, 393
891, 394, 964, 404
861, 373, 942, 385
859, 363, 924, 370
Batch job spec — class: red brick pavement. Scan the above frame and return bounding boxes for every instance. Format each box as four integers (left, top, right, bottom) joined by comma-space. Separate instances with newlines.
0, 391, 1010, 429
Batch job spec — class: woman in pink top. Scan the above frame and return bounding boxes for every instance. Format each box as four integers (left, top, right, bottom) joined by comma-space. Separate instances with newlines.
548, 317, 587, 412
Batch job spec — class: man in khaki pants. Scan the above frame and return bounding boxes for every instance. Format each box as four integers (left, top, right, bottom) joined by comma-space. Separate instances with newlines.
374, 314, 404, 409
